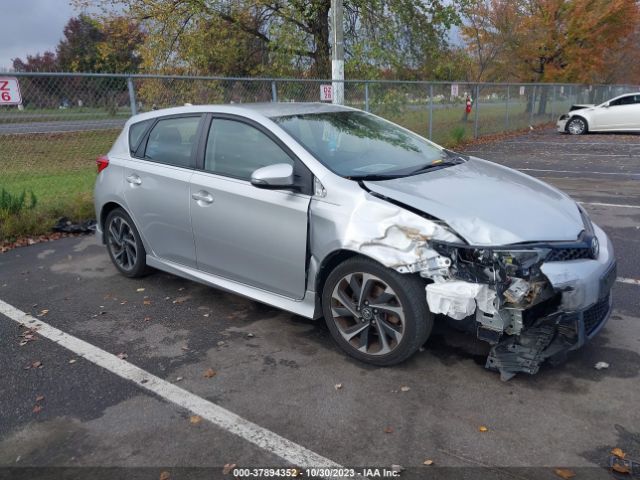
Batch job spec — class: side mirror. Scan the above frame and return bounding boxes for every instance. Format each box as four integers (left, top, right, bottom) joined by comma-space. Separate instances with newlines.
250, 163, 295, 190
603, 103, 610, 108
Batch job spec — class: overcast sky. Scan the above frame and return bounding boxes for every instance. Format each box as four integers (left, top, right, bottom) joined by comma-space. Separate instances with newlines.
0, 0, 77, 70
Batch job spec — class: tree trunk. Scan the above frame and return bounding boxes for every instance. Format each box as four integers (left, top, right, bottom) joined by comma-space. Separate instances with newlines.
537, 85, 548, 115
525, 86, 535, 113
311, 1, 331, 78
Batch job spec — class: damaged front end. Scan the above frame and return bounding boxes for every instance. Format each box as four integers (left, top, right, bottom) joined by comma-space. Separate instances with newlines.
344, 194, 616, 380
427, 240, 615, 380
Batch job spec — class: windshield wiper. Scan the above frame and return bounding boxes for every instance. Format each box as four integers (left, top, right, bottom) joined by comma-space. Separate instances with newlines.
347, 173, 408, 181
407, 157, 465, 176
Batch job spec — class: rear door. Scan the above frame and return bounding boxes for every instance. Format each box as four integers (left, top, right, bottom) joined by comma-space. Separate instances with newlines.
123, 114, 203, 268
626, 95, 640, 130
189, 115, 312, 299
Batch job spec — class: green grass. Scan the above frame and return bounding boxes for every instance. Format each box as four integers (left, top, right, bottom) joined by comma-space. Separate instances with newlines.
374, 100, 570, 146
0, 129, 119, 242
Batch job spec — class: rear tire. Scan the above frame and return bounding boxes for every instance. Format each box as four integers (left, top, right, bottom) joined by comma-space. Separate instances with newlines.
322, 256, 433, 366
104, 208, 149, 278
567, 117, 588, 135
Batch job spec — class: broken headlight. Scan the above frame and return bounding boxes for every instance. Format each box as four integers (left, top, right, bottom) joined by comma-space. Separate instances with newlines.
431, 242, 550, 285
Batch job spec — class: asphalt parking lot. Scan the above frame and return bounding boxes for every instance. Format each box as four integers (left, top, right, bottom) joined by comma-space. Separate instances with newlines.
1, 127, 639, 479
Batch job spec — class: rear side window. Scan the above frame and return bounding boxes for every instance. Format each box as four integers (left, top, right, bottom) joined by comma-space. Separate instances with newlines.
144, 116, 201, 168
129, 119, 152, 155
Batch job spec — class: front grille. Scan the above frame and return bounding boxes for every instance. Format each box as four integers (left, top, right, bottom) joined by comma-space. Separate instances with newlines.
546, 247, 592, 262
584, 295, 611, 335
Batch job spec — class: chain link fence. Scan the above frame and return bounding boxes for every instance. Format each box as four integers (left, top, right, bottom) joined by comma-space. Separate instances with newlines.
0, 72, 637, 241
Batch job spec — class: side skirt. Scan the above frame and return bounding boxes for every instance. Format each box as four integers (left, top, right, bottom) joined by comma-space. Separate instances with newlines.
146, 256, 317, 319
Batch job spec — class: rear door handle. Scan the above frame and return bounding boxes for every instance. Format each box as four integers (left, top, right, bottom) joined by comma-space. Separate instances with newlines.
192, 190, 214, 204
126, 174, 142, 185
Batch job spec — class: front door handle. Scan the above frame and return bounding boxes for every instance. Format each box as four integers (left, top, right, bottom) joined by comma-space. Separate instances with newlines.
192, 190, 214, 204
126, 174, 142, 185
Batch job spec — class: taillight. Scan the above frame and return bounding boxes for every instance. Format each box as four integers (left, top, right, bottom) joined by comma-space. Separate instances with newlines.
96, 155, 109, 173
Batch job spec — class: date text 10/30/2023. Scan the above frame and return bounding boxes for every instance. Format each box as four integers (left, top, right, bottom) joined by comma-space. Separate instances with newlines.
231, 467, 402, 478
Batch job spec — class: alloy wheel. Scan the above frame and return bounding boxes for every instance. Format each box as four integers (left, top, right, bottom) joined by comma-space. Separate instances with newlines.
330, 272, 405, 355
568, 118, 586, 135
107, 215, 138, 271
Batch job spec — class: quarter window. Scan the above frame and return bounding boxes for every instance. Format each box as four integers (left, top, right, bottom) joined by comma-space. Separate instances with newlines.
129, 119, 152, 155
204, 118, 294, 180
144, 116, 201, 168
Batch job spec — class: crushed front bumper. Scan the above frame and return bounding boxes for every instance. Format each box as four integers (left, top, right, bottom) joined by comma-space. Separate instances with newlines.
487, 225, 616, 380
557, 115, 569, 132
487, 288, 614, 380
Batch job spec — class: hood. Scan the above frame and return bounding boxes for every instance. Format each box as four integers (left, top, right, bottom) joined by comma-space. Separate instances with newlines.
569, 104, 595, 111
364, 158, 584, 246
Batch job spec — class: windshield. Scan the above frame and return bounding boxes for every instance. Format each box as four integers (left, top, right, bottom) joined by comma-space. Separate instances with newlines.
272, 111, 461, 179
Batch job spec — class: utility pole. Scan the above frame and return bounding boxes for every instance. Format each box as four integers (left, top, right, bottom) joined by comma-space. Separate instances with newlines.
331, 0, 344, 105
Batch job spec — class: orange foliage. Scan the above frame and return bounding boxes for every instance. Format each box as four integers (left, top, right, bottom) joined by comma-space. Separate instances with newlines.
462, 0, 640, 83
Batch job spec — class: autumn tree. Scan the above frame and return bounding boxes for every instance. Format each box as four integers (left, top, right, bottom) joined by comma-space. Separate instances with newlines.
56, 14, 104, 72
462, 0, 640, 112
82, 0, 462, 78
12, 51, 59, 72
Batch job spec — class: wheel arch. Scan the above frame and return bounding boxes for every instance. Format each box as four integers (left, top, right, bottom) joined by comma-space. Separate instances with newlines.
314, 249, 359, 301
99, 202, 125, 242
312, 248, 428, 316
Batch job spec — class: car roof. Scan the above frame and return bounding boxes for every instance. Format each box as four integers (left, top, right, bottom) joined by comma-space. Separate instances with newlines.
128, 102, 354, 124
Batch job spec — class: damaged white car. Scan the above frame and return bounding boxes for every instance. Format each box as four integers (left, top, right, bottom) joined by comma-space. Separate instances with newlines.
95, 103, 616, 379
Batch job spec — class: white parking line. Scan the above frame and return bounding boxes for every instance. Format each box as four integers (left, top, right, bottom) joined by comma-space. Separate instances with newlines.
579, 201, 640, 209
517, 168, 640, 177
465, 150, 637, 158
617, 277, 640, 286
0, 299, 344, 473
503, 141, 640, 146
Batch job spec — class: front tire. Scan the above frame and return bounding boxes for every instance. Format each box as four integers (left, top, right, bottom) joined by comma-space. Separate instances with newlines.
104, 208, 149, 278
322, 256, 433, 366
567, 117, 588, 135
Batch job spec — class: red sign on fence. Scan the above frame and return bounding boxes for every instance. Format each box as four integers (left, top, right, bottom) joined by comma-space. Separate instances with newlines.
320, 84, 333, 102
0, 77, 22, 105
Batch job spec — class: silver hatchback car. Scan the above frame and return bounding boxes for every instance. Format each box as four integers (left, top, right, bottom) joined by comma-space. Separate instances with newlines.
95, 103, 616, 379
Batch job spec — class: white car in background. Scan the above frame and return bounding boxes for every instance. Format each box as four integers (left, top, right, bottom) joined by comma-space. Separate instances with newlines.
557, 92, 640, 134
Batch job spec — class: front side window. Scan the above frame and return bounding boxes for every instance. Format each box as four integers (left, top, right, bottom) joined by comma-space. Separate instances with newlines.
272, 111, 454, 179
610, 95, 635, 107
144, 116, 201, 168
204, 118, 294, 180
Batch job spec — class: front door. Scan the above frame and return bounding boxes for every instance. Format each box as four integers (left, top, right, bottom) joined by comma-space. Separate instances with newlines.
592, 95, 636, 130
190, 116, 311, 299
123, 114, 202, 268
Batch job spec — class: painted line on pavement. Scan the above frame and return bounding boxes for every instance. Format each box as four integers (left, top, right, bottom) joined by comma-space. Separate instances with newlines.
517, 168, 640, 176
0, 299, 347, 475
465, 150, 637, 158
579, 201, 640, 209
503, 141, 640, 146
617, 277, 640, 286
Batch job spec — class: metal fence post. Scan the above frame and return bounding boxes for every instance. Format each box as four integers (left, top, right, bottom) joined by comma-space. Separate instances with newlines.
365, 82, 369, 112
271, 81, 278, 102
505, 85, 510, 130
550, 85, 556, 120
473, 84, 480, 139
529, 85, 536, 125
127, 76, 137, 115
428, 84, 433, 140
